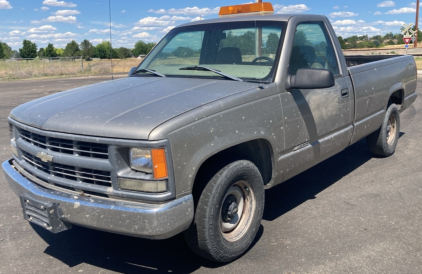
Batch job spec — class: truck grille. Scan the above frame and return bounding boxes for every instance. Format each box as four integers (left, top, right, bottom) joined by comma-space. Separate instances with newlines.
18, 128, 108, 159
22, 151, 112, 187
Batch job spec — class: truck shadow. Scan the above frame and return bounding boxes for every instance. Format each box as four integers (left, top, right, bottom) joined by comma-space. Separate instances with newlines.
32, 135, 402, 273
32, 221, 264, 273
263, 135, 403, 221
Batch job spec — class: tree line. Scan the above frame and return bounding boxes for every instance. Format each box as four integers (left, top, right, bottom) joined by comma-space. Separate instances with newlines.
338, 27, 422, 49
0, 40, 156, 59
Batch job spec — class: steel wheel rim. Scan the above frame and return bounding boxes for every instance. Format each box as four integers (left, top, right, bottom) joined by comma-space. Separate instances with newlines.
220, 180, 256, 242
386, 113, 397, 145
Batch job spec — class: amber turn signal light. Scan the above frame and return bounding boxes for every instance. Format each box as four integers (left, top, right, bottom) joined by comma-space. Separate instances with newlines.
152, 148, 168, 179
219, 2, 274, 17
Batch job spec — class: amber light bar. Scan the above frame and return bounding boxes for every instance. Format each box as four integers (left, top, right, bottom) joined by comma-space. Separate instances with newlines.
219, 2, 274, 17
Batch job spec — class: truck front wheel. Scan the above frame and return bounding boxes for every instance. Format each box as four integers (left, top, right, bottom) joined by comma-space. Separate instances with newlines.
184, 160, 265, 262
366, 103, 401, 157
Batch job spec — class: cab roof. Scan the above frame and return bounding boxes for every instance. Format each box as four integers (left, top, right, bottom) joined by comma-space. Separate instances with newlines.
176, 14, 327, 29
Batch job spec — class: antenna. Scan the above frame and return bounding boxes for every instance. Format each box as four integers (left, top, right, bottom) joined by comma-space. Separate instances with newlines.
108, 0, 114, 80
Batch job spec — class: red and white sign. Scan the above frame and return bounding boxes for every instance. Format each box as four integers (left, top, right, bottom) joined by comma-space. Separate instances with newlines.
403, 37, 412, 44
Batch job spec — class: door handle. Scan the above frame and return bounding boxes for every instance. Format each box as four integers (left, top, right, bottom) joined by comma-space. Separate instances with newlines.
341, 89, 349, 97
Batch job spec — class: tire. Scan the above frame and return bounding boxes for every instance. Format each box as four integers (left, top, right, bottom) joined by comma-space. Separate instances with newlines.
184, 160, 265, 263
366, 103, 400, 157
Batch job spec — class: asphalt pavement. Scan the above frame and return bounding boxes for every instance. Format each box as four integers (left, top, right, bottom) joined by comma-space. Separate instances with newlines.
0, 76, 421, 274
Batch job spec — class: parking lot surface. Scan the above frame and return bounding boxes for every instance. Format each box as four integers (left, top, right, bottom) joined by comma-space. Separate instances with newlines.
0, 76, 421, 274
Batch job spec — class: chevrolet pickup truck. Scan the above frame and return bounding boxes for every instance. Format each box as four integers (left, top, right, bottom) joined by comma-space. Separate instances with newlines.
2, 3, 417, 263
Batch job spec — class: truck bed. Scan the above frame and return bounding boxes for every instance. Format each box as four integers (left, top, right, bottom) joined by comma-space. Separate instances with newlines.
345, 55, 404, 67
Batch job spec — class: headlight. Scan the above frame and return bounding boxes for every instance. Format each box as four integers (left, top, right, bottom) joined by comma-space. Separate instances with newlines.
130, 148, 153, 173
129, 148, 168, 179
9, 123, 18, 157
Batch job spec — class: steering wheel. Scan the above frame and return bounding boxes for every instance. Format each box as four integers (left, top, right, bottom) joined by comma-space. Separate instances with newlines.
251, 56, 274, 64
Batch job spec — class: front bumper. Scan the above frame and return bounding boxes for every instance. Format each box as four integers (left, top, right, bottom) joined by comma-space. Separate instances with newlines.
2, 159, 194, 239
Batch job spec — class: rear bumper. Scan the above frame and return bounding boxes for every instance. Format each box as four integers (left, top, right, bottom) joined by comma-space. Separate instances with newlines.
2, 159, 194, 239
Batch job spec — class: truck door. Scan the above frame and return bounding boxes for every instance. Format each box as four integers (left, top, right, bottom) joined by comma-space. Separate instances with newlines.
279, 21, 354, 181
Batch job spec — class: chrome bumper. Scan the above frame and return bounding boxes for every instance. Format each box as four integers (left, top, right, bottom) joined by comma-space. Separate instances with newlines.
2, 159, 194, 239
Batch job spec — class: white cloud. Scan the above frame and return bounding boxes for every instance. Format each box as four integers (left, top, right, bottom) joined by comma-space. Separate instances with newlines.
132, 27, 161, 31
161, 26, 175, 33
9, 30, 24, 36
149, 6, 219, 16
41, 6, 49, 11
361, 26, 381, 32
27, 32, 77, 39
133, 32, 150, 38
374, 11, 383, 15
32, 15, 77, 24
91, 38, 106, 45
373, 20, 406, 26
170, 16, 191, 21
190, 17, 203, 22
274, 4, 310, 14
88, 29, 117, 34
333, 6, 340, 9
385, 7, 416, 14
34, 9, 39, 11
149, 9, 166, 14
0, 0, 12, 9
121, 10, 126, 13
377, 1, 395, 7
53, 9, 80, 16
332, 20, 357, 25
330, 11, 359, 18
27, 25, 57, 33
135, 16, 175, 27
42, 0, 76, 8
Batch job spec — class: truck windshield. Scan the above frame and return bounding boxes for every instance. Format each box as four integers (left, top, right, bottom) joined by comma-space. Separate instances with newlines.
136, 21, 285, 83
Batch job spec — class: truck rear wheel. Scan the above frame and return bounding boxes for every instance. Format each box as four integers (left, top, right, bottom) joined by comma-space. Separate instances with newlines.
366, 103, 400, 157
184, 160, 264, 263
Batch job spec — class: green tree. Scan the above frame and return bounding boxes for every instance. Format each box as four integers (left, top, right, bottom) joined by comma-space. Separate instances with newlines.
55, 48, 64, 56
63, 40, 80, 57
80, 39, 94, 59
44, 43, 57, 57
117, 47, 132, 59
94, 41, 118, 59
1, 42, 12, 58
133, 40, 156, 56
386, 40, 396, 45
0, 43, 3, 59
337, 36, 347, 49
38, 48, 45, 58
19, 39, 37, 58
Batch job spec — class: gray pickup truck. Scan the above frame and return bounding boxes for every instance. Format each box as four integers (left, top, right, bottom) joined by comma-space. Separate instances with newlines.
2, 7, 417, 263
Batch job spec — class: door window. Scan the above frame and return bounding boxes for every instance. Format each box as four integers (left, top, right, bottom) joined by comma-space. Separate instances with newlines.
288, 22, 339, 76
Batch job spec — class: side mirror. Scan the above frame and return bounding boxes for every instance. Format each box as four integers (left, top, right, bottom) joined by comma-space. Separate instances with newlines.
289, 68, 335, 89
128, 67, 137, 77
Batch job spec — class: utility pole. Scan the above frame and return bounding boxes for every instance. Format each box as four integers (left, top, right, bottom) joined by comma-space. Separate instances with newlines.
416, 0, 420, 48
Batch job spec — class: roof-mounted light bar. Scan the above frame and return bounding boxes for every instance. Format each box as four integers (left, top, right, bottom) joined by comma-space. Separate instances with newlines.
219, 2, 274, 17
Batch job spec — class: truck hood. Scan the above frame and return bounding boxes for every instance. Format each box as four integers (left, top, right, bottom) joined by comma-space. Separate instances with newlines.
10, 77, 258, 140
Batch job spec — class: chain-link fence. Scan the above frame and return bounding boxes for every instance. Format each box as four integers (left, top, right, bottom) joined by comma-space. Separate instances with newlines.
0, 57, 142, 80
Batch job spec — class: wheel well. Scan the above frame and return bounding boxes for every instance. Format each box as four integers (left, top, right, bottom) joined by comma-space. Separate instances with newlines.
191, 139, 273, 205
389, 90, 403, 107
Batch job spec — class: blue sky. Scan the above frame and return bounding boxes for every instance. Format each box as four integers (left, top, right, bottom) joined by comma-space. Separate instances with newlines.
0, 0, 418, 50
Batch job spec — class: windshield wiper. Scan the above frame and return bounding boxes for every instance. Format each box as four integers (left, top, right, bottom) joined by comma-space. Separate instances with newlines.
179, 66, 243, 82
133, 68, 166, 77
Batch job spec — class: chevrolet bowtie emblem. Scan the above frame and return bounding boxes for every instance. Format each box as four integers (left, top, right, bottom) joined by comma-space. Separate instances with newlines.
36, 152, 53, 163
